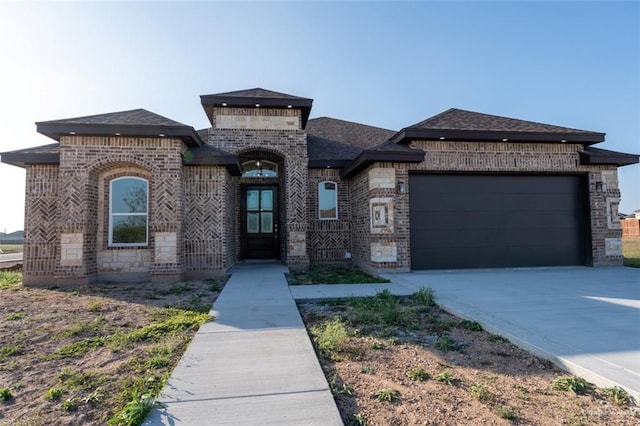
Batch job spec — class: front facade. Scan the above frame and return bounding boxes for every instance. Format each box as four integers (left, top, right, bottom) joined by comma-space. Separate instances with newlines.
2, 88, 637, 286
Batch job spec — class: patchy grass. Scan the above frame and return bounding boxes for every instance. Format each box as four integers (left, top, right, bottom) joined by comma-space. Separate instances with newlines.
623, 236, 640, 268
0, 270, 22, 289
288, 265, 389, 285
299, 290, 638, 425
0, 244, 23, 254
0, 275, 226, 425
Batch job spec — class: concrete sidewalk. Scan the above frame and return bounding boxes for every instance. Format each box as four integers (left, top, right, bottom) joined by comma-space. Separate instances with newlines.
385, 267, 640, 400
144, 263, 342, 425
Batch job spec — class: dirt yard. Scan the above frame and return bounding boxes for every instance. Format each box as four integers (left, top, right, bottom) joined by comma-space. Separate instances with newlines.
299, 290, 638, 426
0, 271, 224, 426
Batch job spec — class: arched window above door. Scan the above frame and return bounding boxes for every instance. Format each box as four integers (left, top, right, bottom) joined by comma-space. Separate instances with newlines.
241, 160, 278, 177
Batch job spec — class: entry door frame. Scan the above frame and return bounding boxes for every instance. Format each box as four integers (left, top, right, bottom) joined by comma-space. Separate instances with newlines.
240, 185, 280, 260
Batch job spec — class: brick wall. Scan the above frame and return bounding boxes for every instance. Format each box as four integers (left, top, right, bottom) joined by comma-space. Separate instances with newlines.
50, 135, 185, 285
206, 107, 310, 266
22, 165, 59, 286
307, 168, 352, 262
350, 141, 624, 272
622, 218, 640, 237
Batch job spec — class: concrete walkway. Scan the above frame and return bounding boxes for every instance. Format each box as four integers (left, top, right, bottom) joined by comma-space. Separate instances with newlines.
144, 263, 342, 426
384, 267, 640, 400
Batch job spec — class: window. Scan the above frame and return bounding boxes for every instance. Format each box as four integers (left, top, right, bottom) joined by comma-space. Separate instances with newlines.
318, 181, 338, 220
242, 160, 278, 177
109, 177, 148, 246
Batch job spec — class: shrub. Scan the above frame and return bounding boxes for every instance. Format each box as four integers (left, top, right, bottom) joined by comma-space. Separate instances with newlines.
406, 366, 429, 381
551, 376, 594, 394
435, 334, 458, 351
0, 388, 12, 402
310, 318, 348, 357
435, 370, 455, 385
374, 387, 399, 402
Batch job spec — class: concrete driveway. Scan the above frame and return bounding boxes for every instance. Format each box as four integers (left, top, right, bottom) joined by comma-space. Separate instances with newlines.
384, 267, 640, 400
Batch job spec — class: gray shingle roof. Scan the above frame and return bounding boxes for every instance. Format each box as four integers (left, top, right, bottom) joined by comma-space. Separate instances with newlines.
410, 108, 602, 134
203, 88, 309, 100
306, 117, 395, 149
37, 109, 188, 127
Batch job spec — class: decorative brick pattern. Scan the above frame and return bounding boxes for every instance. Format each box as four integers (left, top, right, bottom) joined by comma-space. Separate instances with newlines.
307, 169, 352, 262
206, 107, 309, 265
22, 165, 59, 285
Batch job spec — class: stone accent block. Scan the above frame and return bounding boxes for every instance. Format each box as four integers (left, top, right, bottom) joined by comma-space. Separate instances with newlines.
368, 168, 395, 189
155, 232, 177, 263
289, 231, 307, 257
371, 242, 397, 263
605, 238, 623, 256
60, 233, 83, 266
216, 114, 300, 130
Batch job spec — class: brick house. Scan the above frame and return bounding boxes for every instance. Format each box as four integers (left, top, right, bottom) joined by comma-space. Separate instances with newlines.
1, 88, 638, 286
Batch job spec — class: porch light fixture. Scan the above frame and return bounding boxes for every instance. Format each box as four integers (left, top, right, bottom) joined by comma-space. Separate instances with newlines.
287, 105, 292, 108
397, 181, 407, 194
222, 103, 227, 107
439, 136, 445, 140
561, 139, 567, 143
502, 138, 508, 142
255, 103, 260, 107
595, 181, 607, 192
115, 132, 121, 136
69, 131, 76, 135
159, 133, 165, 137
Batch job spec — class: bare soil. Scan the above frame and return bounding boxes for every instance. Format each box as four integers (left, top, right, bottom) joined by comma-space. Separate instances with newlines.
0, 273, 223, 426
299, 297, 639, 426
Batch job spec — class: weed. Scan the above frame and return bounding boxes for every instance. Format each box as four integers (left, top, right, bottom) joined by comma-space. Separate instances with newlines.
57, 368, 100, 391
83, 387, 105, 406
108, 391, 154, 426
406, 366, 429, 381
0, 388, 12, 401
158, 284, 193, 295
349, 413, 368, 425
495, 405, 517, 420
600, 386, 633, 406
435, 369, 455, 385
360, 365, 375, 374
204, 278, 222, 292
289, 265, 390, 285
119, 309, 210, 344
435, 334, 458, 351
43, 387, 64, 401
412, 288, 435, 306
61, 397, 80, 412
144, 345, 174, 369
63, 315, 108, 337
489, 334, 510, 343
374, 387, 399, 402
458, 319, 483, 331
551, 376, 595, 394
5, 312, 24, 321
0, 271, 21, 289
310, 318, 348, 358
370, 339, 384, 349
470, 383, 494, 402
46, 336, 107, 359
329, 375, 354, 396
1, 344, 24, 357
87, 300, 103, 312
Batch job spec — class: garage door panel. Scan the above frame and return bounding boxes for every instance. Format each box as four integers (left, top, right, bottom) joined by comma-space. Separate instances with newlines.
411, 211, 579, 231
409, 174, 587, 269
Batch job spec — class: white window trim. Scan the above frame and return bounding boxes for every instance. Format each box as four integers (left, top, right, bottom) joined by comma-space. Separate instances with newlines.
109, 176, 149, 247
318, 181, 338, 220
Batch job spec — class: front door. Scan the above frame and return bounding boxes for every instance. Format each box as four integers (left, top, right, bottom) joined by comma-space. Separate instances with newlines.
241, 186, 279, 259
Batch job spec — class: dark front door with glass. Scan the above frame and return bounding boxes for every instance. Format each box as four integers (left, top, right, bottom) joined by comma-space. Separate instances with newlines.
241, 186, 279, 259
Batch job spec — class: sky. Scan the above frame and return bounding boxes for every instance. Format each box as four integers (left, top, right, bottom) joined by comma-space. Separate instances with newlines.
0, 1, 638, 233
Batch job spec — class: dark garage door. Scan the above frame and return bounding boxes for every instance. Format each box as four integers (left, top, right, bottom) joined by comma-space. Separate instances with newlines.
409, 174, 589, 269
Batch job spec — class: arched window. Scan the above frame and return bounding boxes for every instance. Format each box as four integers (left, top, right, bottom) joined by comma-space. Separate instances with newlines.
242, 160, 278, 177
109, 177, 148, 246
318, 181, 338, 220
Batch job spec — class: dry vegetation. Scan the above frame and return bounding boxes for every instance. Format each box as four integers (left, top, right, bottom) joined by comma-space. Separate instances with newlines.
0, 271, 225, 426
299, 290, 638, 426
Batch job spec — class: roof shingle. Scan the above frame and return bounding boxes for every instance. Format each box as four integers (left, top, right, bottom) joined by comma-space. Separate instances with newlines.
37, 109, 188, 127
306, 117, 395, 149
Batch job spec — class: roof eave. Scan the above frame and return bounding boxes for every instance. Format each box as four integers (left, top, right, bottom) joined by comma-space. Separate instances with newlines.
308, 159, 352, 169
0, 152, 60, 168
579, 151, 639, 167
36, 123, 203, 147
391, 128, 605, 145
340, 149, 425, 179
